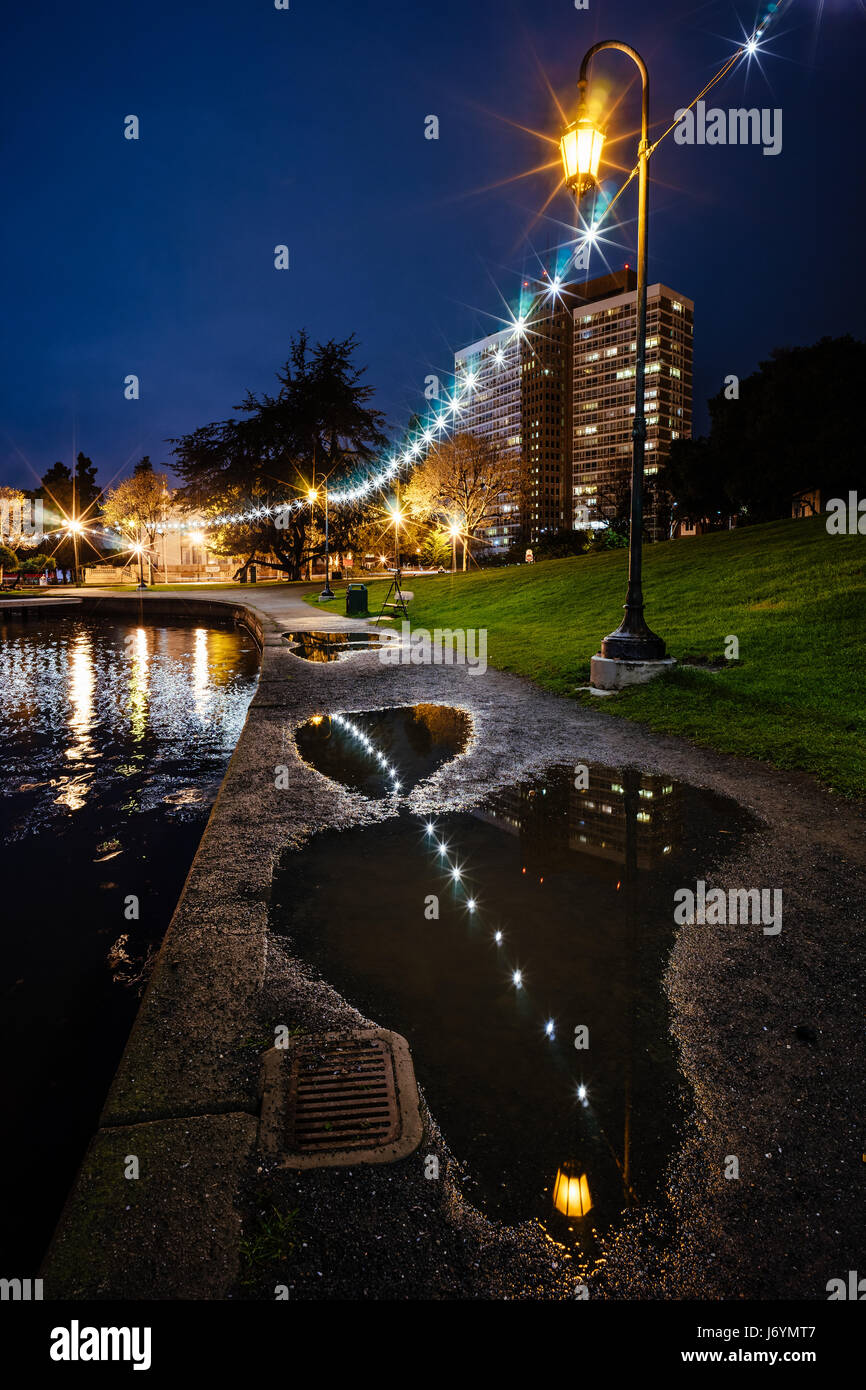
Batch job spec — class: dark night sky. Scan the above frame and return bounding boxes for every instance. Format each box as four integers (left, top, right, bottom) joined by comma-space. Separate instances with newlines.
1, 0, 864, 492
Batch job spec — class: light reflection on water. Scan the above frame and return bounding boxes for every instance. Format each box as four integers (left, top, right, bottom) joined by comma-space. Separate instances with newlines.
0, 616, 260, 1270
0, 620, 258, 836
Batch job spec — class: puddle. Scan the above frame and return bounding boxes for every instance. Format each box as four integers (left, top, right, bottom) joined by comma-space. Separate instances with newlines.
295, 705, 471, 798
272, 757, 754, 1253
283, 630, 387, 662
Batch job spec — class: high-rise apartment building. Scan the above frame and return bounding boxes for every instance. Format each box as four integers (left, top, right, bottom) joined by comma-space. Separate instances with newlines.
573, 274, 694, 540
453, 325, 523, 552
454, 275, 577, 551
453, 267, 693, 551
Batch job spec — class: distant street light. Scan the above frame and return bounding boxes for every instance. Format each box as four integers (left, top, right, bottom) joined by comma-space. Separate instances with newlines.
66, 518, 82, 585
132, 543, 147, 589
562, 42, 669, 678
387, 500, 406, 569
309, 485, 334, 599
449, 520, 461, 574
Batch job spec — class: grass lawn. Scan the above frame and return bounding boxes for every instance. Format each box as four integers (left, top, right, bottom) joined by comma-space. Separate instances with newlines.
309, 518, 866, 797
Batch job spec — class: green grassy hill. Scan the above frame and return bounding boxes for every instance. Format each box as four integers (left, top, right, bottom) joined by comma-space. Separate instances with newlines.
320, 517, 866, 796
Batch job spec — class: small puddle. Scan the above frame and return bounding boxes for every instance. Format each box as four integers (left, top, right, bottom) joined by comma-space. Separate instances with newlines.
283, 631, 386, 662
295, 705, 471, 798
273, 734, 754, 1254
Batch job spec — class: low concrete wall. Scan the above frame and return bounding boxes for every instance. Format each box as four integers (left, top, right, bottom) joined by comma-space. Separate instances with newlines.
41, 592, 283, 1297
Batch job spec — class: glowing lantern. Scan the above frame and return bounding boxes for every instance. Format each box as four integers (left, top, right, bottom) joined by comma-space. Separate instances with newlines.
553, 1162, 592, 1217
560, 117, 605, 197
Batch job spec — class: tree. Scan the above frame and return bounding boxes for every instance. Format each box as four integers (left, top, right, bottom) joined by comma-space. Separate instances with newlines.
419, 528, 451, 568
101, 460, 171, 563
172, 333, 388, 579
18, 552, 54, 574
533, 527, 589, 560
661, 437, 731, 528
36, 454, 100, 526
662, 336, 866, 523
403, 432, 517, 569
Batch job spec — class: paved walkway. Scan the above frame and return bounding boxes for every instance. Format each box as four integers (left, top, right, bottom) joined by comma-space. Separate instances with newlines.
32, 579, 866, 1300
0, 582, 361, 630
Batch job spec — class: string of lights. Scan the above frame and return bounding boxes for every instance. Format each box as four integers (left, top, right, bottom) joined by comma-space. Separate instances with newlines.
150, 371, 486, 536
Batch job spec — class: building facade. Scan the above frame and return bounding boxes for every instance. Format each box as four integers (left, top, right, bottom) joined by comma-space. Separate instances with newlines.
572, 273, 694, 541
454, 277, 577, 551
454, 326, 523, 553
454, 267, 694, 551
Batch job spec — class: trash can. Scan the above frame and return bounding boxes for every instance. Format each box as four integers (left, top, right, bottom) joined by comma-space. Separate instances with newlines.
345, 583, 368, 615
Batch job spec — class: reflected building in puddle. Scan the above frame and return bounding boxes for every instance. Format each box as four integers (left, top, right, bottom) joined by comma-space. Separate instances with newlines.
283, 631, 385, 662
477, 766, 682, 875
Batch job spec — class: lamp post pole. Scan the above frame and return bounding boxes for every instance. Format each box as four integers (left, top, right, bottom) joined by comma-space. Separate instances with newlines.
71, 454, 79, 585
319, 480, 334, 600
572, 42, 666, 664
135, 523, 148, 589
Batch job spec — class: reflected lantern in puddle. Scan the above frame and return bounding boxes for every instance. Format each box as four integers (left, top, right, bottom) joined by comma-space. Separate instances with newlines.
553, 1162, 592, 1219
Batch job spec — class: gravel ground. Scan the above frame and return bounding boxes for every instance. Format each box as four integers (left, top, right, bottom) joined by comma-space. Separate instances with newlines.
227, 607, 866, 1301
42, 590, 866, 1301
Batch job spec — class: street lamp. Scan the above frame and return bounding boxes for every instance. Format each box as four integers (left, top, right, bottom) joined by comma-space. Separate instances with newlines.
387, 500, 405, 569
132, 543, 147, 589
309, 485, 334, 600
562, 42, 669, 681
449, 519, 461, 575
559, 116, 605, 197
66, 518, 82, 585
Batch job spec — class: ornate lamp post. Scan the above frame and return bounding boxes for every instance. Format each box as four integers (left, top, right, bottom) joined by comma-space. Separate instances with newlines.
561, 43, 671, 684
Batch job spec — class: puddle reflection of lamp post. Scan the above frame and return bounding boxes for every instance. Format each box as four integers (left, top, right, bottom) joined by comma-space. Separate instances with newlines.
560, 43, 672, 691
552, 1161, 593, 1219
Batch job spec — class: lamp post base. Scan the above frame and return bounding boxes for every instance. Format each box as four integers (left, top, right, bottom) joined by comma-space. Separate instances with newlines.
318, 585, 335, 601
600, 610, 666, 663
590, 653, 676, 691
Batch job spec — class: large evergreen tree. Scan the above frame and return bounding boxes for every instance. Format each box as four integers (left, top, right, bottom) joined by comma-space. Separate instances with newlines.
36, 454, 101, 526
171, 333, 388, 578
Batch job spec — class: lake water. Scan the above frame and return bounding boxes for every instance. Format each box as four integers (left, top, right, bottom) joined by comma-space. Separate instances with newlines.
0, 615, 259, 1270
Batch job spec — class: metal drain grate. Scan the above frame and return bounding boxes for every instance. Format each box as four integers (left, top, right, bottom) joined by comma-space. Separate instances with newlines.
290, 1034, 399, 1152
259, 1028, 423, 1168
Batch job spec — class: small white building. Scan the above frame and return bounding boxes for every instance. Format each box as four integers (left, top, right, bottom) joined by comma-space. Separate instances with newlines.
85, 508, 285, 584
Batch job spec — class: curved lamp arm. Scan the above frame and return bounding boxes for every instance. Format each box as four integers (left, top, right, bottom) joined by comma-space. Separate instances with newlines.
578, 40, 649, 150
